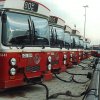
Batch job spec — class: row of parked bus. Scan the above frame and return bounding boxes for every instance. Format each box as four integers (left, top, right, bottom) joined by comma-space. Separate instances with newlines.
91, 45, 100, 57
0, 0, 92, 89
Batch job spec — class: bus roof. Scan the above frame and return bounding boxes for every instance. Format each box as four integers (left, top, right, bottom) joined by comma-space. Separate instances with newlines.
64, 25, 72, 33
71, 29, 80, 36
49, 16, 65, 27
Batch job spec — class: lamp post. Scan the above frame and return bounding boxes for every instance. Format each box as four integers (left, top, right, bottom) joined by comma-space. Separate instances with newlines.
83, 5, 88, 49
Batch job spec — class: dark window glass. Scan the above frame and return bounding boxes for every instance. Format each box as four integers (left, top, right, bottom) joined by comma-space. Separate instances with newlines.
50, 26, 64, 48
31, 16, 49, 46
71, 35, 80, 48
3, 12, 30, 46
2, 12, 49, 46
64, 32, 71, 48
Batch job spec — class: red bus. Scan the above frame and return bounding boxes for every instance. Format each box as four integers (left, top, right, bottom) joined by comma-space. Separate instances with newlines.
63, 25, 72, 69
84, 38, 91, 59
70, 30, 80, 65
0, 0, 50, 89
49, 16, 65, 74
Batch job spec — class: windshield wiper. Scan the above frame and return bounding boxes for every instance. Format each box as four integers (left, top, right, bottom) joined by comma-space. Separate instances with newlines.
20, 18, 32, 49
65, 42, 70, 46
31, 20, 36, 43
8, 18, 35, 49
31, 20, 45, 49
50, 28, 55, 46
55, 29, 58, 44
55, 29, 63, 49
28, 18, 33, 44
51, 28, 54, 40
21, 18, 34, 49
72, 38, 76, 48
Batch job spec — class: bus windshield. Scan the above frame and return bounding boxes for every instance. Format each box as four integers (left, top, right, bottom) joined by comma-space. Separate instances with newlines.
50, 26, 64, 47
50, 26, 56, 46
71, 35, 80, 47
54, 27, 64, 47
64, 32, 71, 48
2, 12, 49, 46
79, 39, 84, 48
31, 16, 49, 46
86, 42, 91, 49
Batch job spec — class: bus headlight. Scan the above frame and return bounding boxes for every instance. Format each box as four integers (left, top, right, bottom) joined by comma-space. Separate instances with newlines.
48, 56, 52, 62
70, 58, 72, 61
48, 64, 51, 70
10, 68, 16, 76
64, 54, 67, 59
70, 54, 73, 57
64, 60, 66, 65
10, 58, 16, 66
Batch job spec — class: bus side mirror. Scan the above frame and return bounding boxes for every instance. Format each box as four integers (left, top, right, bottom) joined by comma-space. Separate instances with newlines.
1, 13, 7, 23
72, 38, 76, 48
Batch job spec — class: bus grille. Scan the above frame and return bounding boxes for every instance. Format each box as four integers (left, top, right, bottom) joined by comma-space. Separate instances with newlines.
26, 66, 40, 72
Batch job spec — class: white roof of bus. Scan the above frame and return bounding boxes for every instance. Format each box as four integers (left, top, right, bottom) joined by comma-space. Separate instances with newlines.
0, 0, 50, 17
57, 17, 65, 26
71, 29, 80, 36
75, 30, 80, 35
65, 25, 72, 33
49, 16, 65, 27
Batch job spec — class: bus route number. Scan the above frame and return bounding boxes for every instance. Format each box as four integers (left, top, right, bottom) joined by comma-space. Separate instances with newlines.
24, 1, 38, 12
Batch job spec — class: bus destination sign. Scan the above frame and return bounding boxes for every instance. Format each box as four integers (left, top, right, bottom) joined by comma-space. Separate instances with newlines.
24, 1, 38, 12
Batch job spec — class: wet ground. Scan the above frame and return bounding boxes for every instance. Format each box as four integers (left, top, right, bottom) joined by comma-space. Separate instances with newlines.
0, 57, 94, 100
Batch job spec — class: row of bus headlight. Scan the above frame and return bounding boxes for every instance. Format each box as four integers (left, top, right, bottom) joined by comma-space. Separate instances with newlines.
70, 53, 73, 58
10, 56, 52, 76
9, 54, 77, 75
70, 54, 73, 61
10, 58, 17, 76
47, 56, 52, 71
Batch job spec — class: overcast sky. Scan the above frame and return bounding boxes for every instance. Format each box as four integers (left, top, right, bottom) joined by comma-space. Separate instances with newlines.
36, 0, 100, 45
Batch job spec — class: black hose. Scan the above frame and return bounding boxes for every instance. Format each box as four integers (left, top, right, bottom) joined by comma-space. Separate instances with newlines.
78, 64, 92, 70
66, 70, 87, 76
49, 89, 96, 99
82, 60, 97, 70
54, 73, 90, 84
23, 71, 49, 100
78, 64, 86, 68
54, 73, 73, 83
36, 83, 49, 100
48, 92, 66, 99
72, 76, 90, 84
81, 59, 95, 65
81, 62, 89, 64
49, 90, 83, 99
49, 87, 97, 99
82, 89, 97, 100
